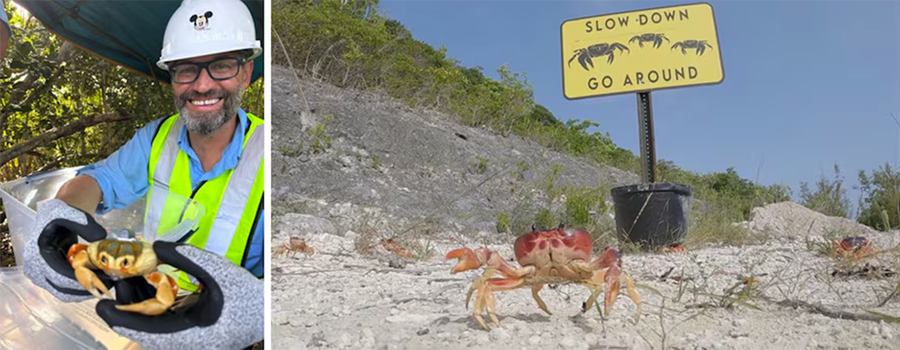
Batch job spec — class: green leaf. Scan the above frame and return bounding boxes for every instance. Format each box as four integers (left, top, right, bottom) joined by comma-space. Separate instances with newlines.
635, 283, 663, 297
865, 310, 900, 324
9, 59, 25, 69
693, 292, 763, 311
17, 41, 33, 56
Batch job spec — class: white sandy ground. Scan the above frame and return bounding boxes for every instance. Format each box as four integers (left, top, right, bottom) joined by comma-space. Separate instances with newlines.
271, 203, 900, 350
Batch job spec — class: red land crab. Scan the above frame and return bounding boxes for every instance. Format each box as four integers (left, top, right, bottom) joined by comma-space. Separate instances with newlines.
445, 225, 641, 330
831, 236, 875, 261
659, 243, 686, 254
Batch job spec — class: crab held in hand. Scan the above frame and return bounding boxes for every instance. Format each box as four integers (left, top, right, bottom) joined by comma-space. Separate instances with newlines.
67, 239, 177, 316
445, 224, 641, 330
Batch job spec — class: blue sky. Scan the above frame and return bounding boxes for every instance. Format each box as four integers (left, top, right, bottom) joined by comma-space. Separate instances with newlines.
377, 0, 900, 216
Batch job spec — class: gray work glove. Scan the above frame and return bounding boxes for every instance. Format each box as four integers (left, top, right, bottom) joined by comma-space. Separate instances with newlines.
95, 241, 264, 350
23, 198, 117, 302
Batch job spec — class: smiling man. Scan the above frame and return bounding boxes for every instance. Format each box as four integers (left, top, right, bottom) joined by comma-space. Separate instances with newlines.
22, 0, 264, 349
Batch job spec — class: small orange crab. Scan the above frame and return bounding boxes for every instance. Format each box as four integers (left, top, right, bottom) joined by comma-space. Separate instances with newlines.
831, 236, 875, 261
273, 236, 315, 259
381, 238, 414, 259
445, 224, 641, 330
742, 275, 762, 285
659, 243, 686, 254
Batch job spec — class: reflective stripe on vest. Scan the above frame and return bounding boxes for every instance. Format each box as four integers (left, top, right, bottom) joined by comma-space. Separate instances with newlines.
146, 113, 264, 291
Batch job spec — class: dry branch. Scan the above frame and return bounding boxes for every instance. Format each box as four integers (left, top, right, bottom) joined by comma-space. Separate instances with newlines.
0, 113, 132, 167
775, 299, 884, 322
37, 153, 104, 172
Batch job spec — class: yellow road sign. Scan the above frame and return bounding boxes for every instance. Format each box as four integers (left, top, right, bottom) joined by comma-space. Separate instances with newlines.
561, 2, 724, 100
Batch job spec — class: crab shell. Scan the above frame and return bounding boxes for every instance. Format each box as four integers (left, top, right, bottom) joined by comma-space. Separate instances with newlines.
516, 225, 592, 263
448, 226, 609, 276
67, 239, 159, 280
837, 236, 870, 250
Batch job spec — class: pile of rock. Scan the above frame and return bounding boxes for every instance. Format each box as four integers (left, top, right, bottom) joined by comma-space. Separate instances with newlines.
744, 201, 885, 242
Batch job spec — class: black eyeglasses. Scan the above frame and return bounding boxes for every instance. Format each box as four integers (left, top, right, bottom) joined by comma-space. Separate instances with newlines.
169, 57, 246, 84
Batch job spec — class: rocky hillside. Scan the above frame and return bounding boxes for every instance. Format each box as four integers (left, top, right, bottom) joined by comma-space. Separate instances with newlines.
271, 64, 640, 246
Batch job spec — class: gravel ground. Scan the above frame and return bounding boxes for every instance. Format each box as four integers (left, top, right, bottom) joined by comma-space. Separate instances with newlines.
271, 207, 900, 350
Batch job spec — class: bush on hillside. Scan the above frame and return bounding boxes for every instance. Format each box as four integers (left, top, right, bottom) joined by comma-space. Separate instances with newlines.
799, 164, 852, 219
857, 163, 900, 230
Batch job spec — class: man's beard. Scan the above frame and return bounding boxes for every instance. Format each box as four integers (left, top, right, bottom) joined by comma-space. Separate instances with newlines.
175, 86, 244, 135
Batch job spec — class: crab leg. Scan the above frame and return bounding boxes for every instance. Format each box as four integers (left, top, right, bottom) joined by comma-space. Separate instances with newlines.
527, 264, 561, 315
464, 268, 527, 331
114, 271, 177, 316
582, 269, 606, 313
531, 284, 551, 315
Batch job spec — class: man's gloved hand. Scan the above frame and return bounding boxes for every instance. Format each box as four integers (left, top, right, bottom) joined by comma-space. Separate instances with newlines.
96, 241, 264, 350
23, 198, 116, 302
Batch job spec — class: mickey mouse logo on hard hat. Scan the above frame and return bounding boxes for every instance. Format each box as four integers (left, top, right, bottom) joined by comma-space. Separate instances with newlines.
190, 11, 213, 31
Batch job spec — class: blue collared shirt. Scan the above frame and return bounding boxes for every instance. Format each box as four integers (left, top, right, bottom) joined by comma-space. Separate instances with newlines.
78, 108, 264, 278
1, 9, 10, 40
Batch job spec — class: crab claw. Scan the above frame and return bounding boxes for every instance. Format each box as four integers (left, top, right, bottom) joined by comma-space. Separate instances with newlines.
584, 247, 641, 324
74, 265, 113, 299
446, 247, 483, 274
66, 243, 89, 263
113, 271, 177, 316
593, 246, 622, 270
602, 264, 642, 324
603, 264, 622, 315
69, 246, 113, 300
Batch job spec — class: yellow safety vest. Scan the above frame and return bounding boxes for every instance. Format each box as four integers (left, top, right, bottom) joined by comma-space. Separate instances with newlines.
145, 112, 264, 292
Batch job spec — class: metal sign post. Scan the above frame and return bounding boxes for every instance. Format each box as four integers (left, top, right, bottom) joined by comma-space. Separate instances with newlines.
560, 2, 725, 249
637, 91, 657, 184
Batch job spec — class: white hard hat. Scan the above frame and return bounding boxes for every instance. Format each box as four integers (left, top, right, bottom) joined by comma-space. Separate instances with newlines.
157, 0, 261, 70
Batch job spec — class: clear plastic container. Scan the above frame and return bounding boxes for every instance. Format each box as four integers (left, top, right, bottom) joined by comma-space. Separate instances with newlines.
0, 167, 206, 349
0, 166, 205, 267
0, 266, 143, 350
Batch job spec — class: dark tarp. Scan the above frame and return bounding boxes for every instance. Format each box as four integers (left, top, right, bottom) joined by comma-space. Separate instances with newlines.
12, 0, 264, 85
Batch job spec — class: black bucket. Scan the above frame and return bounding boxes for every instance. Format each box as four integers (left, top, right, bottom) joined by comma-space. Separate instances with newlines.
610, 182, 692, 250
